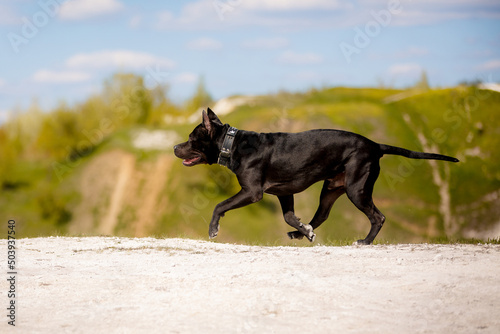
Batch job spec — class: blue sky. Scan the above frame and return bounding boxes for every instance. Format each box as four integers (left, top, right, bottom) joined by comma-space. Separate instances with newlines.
1, 0, 499, 120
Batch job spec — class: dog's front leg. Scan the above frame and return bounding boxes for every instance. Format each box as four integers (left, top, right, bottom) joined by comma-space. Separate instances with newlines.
209, 189, 263, 239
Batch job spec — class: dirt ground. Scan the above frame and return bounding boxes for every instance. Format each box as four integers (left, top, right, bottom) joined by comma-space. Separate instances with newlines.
2, 237, 499, 333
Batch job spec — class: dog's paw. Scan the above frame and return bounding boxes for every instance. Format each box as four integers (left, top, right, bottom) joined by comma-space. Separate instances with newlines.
307, 232, 316, 243
353, 239, 371, 246
303, 224, 316, 243
287, 231, 304, 240
208, 224, 219, 239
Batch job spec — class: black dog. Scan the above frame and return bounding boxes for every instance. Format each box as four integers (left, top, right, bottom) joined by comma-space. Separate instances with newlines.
174, 108, 458, 244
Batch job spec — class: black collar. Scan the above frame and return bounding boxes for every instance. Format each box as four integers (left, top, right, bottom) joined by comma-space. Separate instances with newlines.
217, 126, 238, 167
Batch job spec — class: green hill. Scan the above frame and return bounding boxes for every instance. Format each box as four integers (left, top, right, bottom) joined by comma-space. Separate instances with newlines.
1, 74, 499, 244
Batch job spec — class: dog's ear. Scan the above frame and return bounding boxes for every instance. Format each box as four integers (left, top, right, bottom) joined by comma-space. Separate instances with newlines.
207, 108, 223, 126
202, 108, 223, 133
202, 110, 212, 132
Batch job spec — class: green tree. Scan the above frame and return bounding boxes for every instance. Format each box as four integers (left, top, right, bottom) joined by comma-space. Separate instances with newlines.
35, 106, 81, 160
104, 73, 153, 125
414, 70, 430, 91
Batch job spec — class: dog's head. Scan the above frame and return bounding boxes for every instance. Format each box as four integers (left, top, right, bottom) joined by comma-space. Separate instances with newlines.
174, 108, 225, 166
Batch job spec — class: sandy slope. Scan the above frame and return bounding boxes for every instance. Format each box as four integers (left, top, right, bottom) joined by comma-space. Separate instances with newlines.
2, 237, 499, 333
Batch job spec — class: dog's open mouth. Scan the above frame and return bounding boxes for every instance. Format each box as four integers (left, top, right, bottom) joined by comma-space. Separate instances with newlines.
182, 156, 201, 166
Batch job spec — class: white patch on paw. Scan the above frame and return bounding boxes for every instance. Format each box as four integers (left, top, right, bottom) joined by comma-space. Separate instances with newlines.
303, 224, 315, 242
303, 224, 313, 234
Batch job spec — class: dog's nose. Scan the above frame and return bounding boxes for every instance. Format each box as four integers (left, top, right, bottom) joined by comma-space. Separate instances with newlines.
173, 145, 178, 151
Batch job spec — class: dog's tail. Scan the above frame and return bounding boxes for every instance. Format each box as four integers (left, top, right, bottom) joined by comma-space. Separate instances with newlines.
380, 144, 459, 162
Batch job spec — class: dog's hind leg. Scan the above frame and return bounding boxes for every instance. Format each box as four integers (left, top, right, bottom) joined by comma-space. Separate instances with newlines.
287, 176, 346, 240
345, 160, 386, 245
278, 195, 316, 242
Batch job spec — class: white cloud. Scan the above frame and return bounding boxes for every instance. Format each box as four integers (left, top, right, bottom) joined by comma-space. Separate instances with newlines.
390, 10, 464, 26
277, 51, 324, 65
156, 0, 500, 30
65, 50, 175, 70
30, 50, 176, 86
32, 70, 91, 83
59, 0, 123, 21
0, 78, 5, 87
129, 15, 142, 28
173, 73, 198, 84
155, 2, 210, 29
240, 0, 345, 11
186, 38, 222, 51
241, 38, 289, 50
155, 11, 175, 29
477, 59, 500, 71
381, 0, 500, 26
156, 0, 350, 30
388, 63, 422, 76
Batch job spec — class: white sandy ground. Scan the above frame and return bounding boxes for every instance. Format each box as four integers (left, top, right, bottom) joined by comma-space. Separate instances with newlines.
1, 237, 499, 334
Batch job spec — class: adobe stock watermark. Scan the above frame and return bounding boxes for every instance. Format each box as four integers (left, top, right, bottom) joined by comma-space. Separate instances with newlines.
51, 117, 115, 181
339, 0, 407, 64
212, 0, 243, 21
51, 87, 141, 181
383, 73, 494, 191
144, 65, 170, 90
179, 169, 232, 226
7, 0, 64, 54
52, 63, 171, 181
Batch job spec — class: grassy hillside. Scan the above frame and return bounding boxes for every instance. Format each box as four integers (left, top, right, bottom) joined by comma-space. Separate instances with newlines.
1, 75, 499, 244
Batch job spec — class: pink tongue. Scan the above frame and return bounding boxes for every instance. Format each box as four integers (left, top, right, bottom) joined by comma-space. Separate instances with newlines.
184, 157, 198, 164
